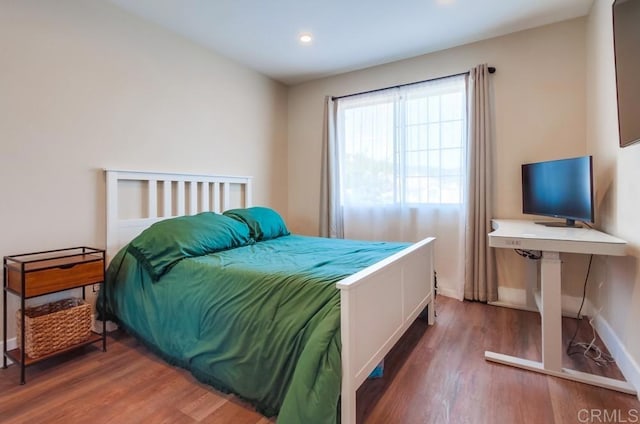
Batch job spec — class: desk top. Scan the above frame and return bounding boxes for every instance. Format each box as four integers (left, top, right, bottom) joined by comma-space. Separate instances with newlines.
489, 219, 627, 256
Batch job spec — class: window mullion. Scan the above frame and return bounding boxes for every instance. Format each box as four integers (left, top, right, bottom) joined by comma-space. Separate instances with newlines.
395, 93, 406, 205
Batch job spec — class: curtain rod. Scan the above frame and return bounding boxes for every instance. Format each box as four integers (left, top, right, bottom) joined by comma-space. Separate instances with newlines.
331, 66, 496, 101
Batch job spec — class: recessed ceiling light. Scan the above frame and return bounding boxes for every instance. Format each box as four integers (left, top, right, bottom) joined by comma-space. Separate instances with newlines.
299, 33, 313, 44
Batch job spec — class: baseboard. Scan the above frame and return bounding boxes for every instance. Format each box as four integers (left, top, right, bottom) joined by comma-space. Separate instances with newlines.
491, 286, 591, 318
592, 314, 640, 400
436, 286, 461, 300
488, 300, 538, 313
493, 286, 530, 307
94, 319, 118, 333
0, 338, 17, 365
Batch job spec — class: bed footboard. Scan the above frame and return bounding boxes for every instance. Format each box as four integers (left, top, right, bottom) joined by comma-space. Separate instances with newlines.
337, 237, 435, 424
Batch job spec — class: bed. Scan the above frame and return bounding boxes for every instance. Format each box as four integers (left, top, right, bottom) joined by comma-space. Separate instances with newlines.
103, 170, 436, 424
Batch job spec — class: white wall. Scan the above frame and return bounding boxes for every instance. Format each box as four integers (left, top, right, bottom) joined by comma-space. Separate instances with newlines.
288, 18, 587, 297
0, 0, 288, 339
586, 0, 640, 391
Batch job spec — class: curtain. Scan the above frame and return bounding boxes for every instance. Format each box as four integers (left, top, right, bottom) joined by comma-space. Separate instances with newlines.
320, 96, 344, 238
343, 205, 465, 299
327, 75, 468, 299
464, 64, 497, 302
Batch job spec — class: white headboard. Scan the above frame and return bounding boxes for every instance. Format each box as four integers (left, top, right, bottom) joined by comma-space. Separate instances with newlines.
105, 169, 252, 262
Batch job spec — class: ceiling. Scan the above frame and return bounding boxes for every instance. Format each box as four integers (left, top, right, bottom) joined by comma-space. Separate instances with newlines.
106, 0, 594, 85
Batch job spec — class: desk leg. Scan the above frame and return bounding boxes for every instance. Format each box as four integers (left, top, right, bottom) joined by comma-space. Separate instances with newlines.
540, 251, 562, 371
485, 250, 637, 395
524, 259, 537, 310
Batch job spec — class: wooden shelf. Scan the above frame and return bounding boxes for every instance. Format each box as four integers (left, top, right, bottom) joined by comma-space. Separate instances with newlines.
5, 332, 103, 366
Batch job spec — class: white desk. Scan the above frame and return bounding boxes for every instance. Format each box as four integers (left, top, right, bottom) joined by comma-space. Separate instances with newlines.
487, 219, 636, 395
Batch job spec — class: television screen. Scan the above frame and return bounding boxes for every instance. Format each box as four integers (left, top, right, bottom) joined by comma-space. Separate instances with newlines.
522, 156, 594, 227
613, 0, 640, 147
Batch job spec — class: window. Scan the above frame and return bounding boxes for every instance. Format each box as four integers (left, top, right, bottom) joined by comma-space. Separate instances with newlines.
337, 75, 467, 206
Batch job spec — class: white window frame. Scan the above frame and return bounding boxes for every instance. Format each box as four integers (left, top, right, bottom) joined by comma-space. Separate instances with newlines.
336, 75, 467, 207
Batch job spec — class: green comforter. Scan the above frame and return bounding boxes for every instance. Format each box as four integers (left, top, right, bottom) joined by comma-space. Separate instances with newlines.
102, 235, 408, 423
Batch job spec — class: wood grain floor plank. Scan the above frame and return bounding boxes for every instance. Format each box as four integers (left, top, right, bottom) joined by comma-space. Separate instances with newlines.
180, 390, 231, 421
199, 398, 270, 424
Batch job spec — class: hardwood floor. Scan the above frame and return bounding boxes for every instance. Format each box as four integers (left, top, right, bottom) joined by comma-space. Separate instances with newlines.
0, 332, 275, 424
357, 296, 639, 424
1, 296, 638, 423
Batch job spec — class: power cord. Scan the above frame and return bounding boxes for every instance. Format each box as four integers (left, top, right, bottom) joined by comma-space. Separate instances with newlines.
566, 255, 614, 366
434, 270, 438, 317
514, 249, 541, 260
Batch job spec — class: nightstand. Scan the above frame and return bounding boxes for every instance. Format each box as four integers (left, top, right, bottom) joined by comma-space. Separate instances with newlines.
2, 247, 107, 384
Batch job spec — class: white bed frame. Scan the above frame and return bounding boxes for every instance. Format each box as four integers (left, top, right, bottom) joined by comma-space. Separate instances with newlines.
105, 169, 435, 424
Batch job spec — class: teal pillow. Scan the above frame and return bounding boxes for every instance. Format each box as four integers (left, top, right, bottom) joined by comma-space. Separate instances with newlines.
127, 212, 251, 281
223, 207, 290, 241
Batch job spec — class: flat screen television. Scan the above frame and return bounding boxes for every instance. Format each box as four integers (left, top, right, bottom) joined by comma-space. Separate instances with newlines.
613, 0, 640, 147
521, 156, 594, 227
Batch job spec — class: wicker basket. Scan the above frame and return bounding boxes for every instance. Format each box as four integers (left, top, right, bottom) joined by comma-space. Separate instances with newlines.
16, 298, 92, 359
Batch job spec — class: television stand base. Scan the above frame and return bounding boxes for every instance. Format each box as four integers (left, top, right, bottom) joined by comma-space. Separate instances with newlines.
535, 220, 582, 228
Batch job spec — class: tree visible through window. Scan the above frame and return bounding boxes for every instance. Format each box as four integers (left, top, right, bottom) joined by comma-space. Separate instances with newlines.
337, 75, 467, 206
